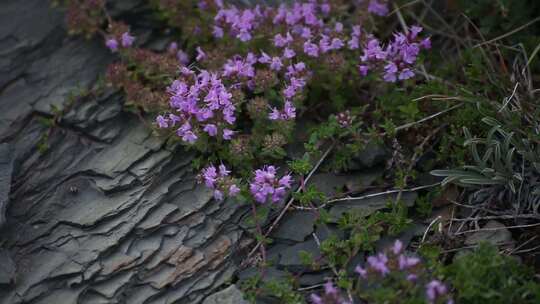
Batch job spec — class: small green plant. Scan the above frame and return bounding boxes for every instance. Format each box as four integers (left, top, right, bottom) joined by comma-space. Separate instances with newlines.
241, 275, 305, 304
445, 243, 540, 304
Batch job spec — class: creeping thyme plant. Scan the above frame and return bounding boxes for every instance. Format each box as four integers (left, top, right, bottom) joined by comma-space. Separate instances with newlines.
56, 0, 540, 303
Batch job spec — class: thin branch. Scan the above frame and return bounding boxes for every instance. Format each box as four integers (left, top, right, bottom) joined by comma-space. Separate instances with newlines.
390, 103, 464, 134
474, 16, 540, 48
453, 222, 540, 236
421, 216, 442, 244
451, 214, 540, 222
319, 183, 440, 209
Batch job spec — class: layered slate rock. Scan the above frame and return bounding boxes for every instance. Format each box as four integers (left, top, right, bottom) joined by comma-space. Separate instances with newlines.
0, 1, 250, 303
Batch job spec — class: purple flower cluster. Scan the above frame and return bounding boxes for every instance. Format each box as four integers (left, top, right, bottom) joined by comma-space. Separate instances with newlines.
353, 240, 453, 304
310, 281, 351, 304
249, 165, 293, 203
260, 51, 308, 119
426, 280, 451, 304
367, 0, 389, 16
355, 240, 422, 279
214, 5, 267, 41
105, 31, 135, 52
156, 68, 236, 143
223, 53, 258, 79
359, 26, 431, 82
168, 42, 190, 65
200, 164, 240, 201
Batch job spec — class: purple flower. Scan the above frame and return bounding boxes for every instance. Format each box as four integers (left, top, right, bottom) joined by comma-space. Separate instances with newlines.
177, 50, 190, 65
399, 68, 415, 80
383, 62, 398, 82
399, 255, 421, 270
223, 56, 255, 78
330, 38, 344, 50
303, 41, 319, 57
218, 164, 230, 176
213, 26, 224, 38
407, 273, 418, 281
200, 164, 239, 201
392, 240, 403, 254
165, 69, 236, 144
105, 38, 119, 52
223, 128, 234, 140
121, 32, 135, 47
301, 27, 312, 39
352, 25, 362, 37
214, 189, 224, 201
426, 280, 448, 303
368, 0, 389, 16
410, 25, 423, 39
168, 42, 178, 52
334, 22, 343, 33
355, 265, 367, 278
204, 124, 218, 136
274, 32, 292, 48
283, 85, 296, 99
196, 47, 206, 61
348, 37, 359, 50
283, 48, 296, 59
283, 99, 297, 114
310, 294, 322, 304
279, 174, 293, 187
320, 3, 331, 14
156, 115, 169, 128
323, 281, 337, 295
294, 62, 306, 71
421, 37, 432, 49
259, 52, 272, 64
359, 65, 369, 76
238, 30, 252, 42
270, 57, 283, 71
319, 35, 332, 53
269, 108, 280, 120
367, 253, 390, 276
249, 166, 292, 203
182, 131, 198, 143
309, 281, 350, 304
229, 184, 240, 196
361, 38, 387, 61
202, 165, 218, 188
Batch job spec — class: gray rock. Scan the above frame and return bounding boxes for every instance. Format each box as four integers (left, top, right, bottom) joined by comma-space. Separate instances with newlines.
298, 270, 332, 286
237, 266, 288, 282
0, 1, 248, 303
0, 143, 13, 228
349, 141, 388, 170
308, 170, 383, 197
202, 285, 249, 304
279, 239, 321, 268
270, 211, 316, 242
465, 220, 514, 246
329, 192, 417, 222
0, 249, 15, 285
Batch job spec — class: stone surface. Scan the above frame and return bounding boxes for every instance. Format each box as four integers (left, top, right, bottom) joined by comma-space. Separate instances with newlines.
0, 249, 15, 285
202, 285, 249, 304
308, 170, 383, 197
349, 141, 388, 170
0, 144, 13, 228
270, 211, 316, 242
0, 1, 249, 303
465, 220, 514, 246
329, 192, 418, 222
